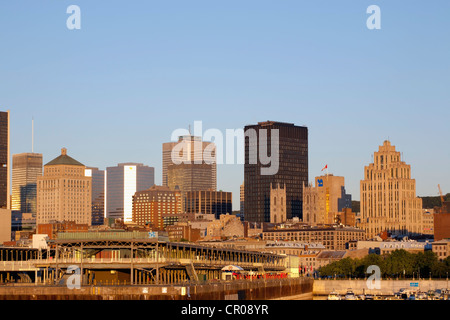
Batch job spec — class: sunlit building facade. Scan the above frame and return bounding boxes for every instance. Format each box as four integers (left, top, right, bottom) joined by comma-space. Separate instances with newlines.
106, 163, 154, 222
12, 153, 43, 215
132, 185, 182, 230
360, 141, 423, 239
37, 148, 92, 225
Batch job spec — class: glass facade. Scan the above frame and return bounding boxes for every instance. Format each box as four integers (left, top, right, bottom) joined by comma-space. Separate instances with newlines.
184, 190, 232, 219
106, 163, 154, 222
244, 121, 308, 223
162, 135, 216, 189
0, 111, 9, 209
12, 153, 43, 215
85, 167, 105, 226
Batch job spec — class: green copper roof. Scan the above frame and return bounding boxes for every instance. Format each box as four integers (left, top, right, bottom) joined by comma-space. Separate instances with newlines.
45, 148, 84, 166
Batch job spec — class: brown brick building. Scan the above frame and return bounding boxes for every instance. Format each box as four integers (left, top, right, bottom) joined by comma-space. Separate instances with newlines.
37, 220, 89, 239
132, 185, 182, 230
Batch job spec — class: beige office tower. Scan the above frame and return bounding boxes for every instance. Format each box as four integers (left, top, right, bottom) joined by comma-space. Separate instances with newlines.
360, 140, 423, 239
162, 135, 216, 189
303, 174, 351, 226
37, 148, 92, 226
270, 183, 286, 224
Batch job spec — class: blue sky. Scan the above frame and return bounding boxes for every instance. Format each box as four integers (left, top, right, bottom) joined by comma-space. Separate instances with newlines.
1, 1, 450, 209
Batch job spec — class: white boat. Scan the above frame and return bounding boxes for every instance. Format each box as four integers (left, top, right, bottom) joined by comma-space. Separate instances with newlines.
344, 289, 357, 300
416, 291, 427, 300
327, 291, 341, 300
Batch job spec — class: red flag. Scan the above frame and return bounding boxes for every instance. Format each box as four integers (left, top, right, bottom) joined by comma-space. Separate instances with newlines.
321, 164, 328, 171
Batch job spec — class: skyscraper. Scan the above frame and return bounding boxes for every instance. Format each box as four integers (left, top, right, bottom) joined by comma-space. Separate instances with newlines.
85, 167, 105, 226
0, 110, 11, 243
106, 163, 154, 222
37, 148, 92, 225
244, 121, 308, 223
0, 111, 10, 209
12, 153, 43, 215
360, 140, 423, 239
162, 135, 216, 189
240, 182, 245, 219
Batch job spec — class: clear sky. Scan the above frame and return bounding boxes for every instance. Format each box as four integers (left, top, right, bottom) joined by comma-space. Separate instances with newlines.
1, 1, 450, 209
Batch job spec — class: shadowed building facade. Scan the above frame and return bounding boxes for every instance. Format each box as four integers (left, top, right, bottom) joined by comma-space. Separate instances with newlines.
244, 121, 308, 223
0, 111, 10, 209
162, 135, 216, 189
85, 167, 105, 226
0, 111, 11, 243
184, 190, 232, 219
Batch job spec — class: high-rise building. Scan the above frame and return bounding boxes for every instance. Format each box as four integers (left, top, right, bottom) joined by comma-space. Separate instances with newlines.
12, 153, 43, 214
85, 167, 105, 226
0, 111, 10, 209
132, 185, 182, 230
0, 110, 11, 243
106, 163, 154, 222
303, 174, 352, 226
162, 135, 216, 189
37, 148, 92, 225
11, 153, 43, 231
244, 121, 308, 223
184, 190, 232, 219
167, 163, 215, 193
360, 140, 423, 239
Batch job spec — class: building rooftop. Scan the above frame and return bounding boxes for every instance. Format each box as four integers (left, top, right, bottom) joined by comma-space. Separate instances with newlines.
45, 148, 84, 167
264, 225, 364, 233
316, 250, 347, 260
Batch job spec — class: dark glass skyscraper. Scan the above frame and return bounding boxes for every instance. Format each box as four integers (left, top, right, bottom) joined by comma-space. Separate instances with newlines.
85, 167, 105, 226
0, 111, 9, 209
244, 121, 308, 223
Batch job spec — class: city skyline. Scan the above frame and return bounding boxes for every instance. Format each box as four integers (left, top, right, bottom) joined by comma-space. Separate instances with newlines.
2, 1, 450, 209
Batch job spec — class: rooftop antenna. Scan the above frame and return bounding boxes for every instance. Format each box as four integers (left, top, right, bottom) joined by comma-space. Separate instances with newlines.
188, 124, 191, 135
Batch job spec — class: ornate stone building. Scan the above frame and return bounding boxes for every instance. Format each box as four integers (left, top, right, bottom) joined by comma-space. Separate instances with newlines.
360, 141, 423, 239
37, 148, 92, 226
